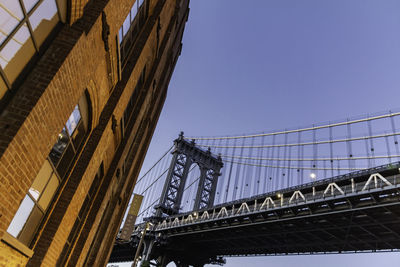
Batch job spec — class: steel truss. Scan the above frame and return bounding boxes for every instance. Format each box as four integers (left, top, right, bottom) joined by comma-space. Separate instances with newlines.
155, 132, 223, 216
110, 162, 400, 266
151, 163, 400, 261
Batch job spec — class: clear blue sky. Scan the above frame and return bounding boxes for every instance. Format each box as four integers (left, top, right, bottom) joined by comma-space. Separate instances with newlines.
138, 0, 400, 266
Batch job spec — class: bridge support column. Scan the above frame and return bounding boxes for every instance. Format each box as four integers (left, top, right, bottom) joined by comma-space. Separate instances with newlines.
193, 156, 222, 210
193, 166, 207, 210
142, 239, 155, 261
154, 133, 223, 217
174, 260, 190, 267
156, 254, 171, 267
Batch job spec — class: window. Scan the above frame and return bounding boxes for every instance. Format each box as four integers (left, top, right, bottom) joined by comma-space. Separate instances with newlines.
119, 0, 144, 44
7, 160, 59, 245
0, 0, 66, 100
58, 162, 104, 266
7, 93, 89, 246
49, 98, 89, 178
118, 0, 148, 66
122, 66, 145, 131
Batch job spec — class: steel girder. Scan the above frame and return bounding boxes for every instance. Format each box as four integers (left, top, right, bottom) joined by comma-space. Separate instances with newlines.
155, 132, 223, 216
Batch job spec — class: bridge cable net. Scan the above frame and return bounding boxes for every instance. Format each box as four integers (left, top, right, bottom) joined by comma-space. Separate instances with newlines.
120, 146, 172, 226
121, 146, 205, 225
187, 109, 400, 206
123, 109, 400, 225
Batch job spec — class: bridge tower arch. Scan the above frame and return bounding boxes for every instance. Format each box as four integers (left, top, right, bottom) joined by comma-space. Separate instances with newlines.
155, 132, 223, 217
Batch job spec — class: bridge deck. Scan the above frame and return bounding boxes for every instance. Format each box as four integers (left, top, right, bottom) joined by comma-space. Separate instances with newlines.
109, 163, 400, 263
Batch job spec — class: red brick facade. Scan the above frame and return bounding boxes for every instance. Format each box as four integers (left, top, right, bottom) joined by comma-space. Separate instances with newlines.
0, 0, 189, 266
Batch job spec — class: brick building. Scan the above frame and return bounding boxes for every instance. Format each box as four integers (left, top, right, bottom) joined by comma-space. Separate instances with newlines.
0, 0, 189, 266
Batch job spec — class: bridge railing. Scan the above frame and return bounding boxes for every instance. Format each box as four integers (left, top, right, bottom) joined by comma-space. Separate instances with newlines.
155, 169, 400, 231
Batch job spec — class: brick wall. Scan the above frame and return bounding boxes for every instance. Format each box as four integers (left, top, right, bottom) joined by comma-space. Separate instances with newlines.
0, 243, 28, 266
0, 0, 189, 266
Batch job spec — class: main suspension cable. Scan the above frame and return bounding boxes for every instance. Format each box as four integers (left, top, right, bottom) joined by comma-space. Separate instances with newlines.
186, 110, 400, 141
195, 132, 400, 149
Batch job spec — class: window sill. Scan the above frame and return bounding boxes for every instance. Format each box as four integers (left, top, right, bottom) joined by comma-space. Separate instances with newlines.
1, 231, 34, 258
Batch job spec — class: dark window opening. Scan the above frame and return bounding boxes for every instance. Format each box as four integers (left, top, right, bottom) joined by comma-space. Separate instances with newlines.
118, 0, 149, 67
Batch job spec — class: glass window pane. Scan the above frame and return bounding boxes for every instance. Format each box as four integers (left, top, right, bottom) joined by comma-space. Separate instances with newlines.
38, 173, 59, 209
29, 0, 58, 47
130, 4, 137, 22
29, 160, 52, 200
68, 219, 81, 243
118, 27, 123, 44
66, 105, 81, 135
23, 0, 39, 12
56, 142, 74, 178
0, 23, 35, 83
49, 127, 69, 166
139, 0, 144, 7
0, 1, 24, 45
78, 197, 90, 219
72, 121, 85, 149
7, 195, 35, 238
18, 205, 43, 245
0, 33, 5, 46
122, 15, 130, 36
77, 92, 89, 130
88, 174, 99, 198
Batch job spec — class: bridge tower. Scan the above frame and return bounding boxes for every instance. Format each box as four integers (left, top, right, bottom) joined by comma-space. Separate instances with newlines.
155, 132, 223, 217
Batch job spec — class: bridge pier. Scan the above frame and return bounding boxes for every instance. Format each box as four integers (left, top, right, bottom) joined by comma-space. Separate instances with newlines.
155, 133, 223, 217
153, 255, 206, 267
173, 260, 204, 267
142, 239, 155, 261
174, 261, 189, 267
155, 254, 170, 267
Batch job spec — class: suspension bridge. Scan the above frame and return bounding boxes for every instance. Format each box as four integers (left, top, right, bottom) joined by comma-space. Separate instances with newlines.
109, 110, 400, 267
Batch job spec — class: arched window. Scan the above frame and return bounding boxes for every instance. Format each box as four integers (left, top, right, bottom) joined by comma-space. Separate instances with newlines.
49, 94, 90, 178
6, 92, 90, 247
0, 0, 67, 100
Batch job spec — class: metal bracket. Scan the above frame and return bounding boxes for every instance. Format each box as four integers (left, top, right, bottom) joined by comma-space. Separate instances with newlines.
362, 173, 392, 191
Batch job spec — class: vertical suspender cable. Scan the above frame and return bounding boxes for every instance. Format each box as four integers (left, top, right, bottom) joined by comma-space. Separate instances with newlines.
283, 131, 288, 188
300, 134, 304, 186
265, 135, 271, 193
312, 126, 317, 180
254, 134, 263, 196
346, 119, 353, 170
224, 138, 236, 203
215, 137, 224, 204
365, 138, 371, 169
329, 125, 334, 177
259, 134, 267, 194
240, 136, 251, 199
233, 137, 245, 200
385, 132, 392, 163
297, 131, 302, 186
216, 139, 228, 205
368, 119, 376, 167
243, 136, 254, 198
275, 139, 281, 190
390, 111, 400, 157
269, 135, 276, 191
287, 136, 292, 187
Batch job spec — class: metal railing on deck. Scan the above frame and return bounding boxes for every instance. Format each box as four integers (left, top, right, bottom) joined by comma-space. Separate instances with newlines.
156, 165, 400, 230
